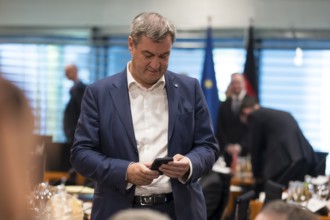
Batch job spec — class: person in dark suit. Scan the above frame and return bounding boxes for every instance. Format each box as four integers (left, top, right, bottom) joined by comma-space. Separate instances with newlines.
70, 12, 219, 220
216, 73, 251, 168
240, 97, 317, 192
63, 64, 86, 144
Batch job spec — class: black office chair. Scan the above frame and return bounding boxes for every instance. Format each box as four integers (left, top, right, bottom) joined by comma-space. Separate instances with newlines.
315, 151, 328, 176
234, 190, 255, 220
263, 180, 286, 205
200, 171, 232, 220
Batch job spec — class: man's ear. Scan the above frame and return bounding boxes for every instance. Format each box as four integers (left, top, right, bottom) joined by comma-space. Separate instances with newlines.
128, 36, 134, 53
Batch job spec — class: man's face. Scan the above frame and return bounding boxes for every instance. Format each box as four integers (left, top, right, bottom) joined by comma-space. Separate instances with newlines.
65, 66, 76, 81
240, 107, 254, 124
230, 74, 245, 95
128, 35, 172, 88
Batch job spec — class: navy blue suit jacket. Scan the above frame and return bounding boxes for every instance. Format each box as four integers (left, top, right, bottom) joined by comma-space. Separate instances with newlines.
71, 69, 219, 220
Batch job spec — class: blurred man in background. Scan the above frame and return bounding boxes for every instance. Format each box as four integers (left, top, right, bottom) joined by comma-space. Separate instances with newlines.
216, 73, 251, 169
63, 64, 87, 185
63, 64, 86, 145
240, 96, 317, 193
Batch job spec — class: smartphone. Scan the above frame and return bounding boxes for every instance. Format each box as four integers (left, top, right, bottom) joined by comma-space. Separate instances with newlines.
150, 157, 173, 174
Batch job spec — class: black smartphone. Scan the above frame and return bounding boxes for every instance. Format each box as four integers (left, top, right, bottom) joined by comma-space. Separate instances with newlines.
150, 157, 173, 174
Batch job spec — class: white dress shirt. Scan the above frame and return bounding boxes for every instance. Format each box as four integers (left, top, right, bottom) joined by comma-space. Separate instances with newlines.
127, 62, 172, 196
231, 90, 246, 113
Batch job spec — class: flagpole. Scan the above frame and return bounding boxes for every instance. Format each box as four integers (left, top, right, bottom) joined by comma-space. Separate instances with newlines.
249, 17, 254, 26
243, 20, 259, 100
201, 19, 220, 129
245, 18, 254, 46
207, 16, 212, 27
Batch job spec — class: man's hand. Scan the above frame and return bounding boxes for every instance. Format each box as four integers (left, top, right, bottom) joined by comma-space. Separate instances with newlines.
159, 154, 190, 179
126, 162, 160, 186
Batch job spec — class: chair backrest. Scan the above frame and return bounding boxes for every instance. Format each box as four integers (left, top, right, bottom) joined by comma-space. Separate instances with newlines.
200, 171, 232, 220
263, 180, 285, 205
234, 190, 255, 220
315, 151, 328, 176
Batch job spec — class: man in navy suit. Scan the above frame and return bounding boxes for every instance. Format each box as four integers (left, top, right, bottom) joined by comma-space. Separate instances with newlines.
71, 12, 219, 220
240, 96, 316, 192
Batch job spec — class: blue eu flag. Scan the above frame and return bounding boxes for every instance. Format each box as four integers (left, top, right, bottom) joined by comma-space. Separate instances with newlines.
201, 27, 220, 129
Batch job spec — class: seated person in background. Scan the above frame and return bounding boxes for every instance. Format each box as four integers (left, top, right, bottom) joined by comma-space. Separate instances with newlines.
240, 97, 317, 193
0, 76, 36, 220
255, 200, 318, 220
216, 73, 252, 169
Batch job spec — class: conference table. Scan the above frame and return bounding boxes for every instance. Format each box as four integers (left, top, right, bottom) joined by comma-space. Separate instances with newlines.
231, 171, 255, 186
225, 157, 330, 220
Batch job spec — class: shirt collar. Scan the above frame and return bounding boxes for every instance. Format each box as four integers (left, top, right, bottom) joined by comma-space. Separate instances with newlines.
231, 89, 246, 100
126, 61, 166, 91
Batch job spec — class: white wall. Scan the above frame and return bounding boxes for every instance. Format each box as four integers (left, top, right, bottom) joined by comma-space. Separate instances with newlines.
0, 0, 330, 32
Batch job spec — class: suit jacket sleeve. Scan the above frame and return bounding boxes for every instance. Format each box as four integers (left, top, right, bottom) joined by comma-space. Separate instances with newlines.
70, 84, 132, 193
188, 80, 220, 181
247, 113, 264, 179
165, 75, 220, 183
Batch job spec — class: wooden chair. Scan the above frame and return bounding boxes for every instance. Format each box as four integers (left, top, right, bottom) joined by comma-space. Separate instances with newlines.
43, 171, 86, 185
43, 171, 69, 183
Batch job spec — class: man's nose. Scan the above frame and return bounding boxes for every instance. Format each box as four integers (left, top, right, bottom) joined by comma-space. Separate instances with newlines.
149, 58, 161, 69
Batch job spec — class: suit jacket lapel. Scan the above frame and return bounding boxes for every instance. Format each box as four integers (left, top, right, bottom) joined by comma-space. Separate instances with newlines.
165, 73, 179, 146
107, 71, 179, 150
108, 71, 136, 147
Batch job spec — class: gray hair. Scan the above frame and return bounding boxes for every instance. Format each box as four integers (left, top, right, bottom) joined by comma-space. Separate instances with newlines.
130, 12, 176, 45
260, 200, 318, 220
109, 209, 172, 220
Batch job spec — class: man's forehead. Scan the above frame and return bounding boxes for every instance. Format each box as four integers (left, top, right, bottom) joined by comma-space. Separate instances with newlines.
231, 76, 244, 84
137, 36, 172, 54
232, 74, 243, 80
